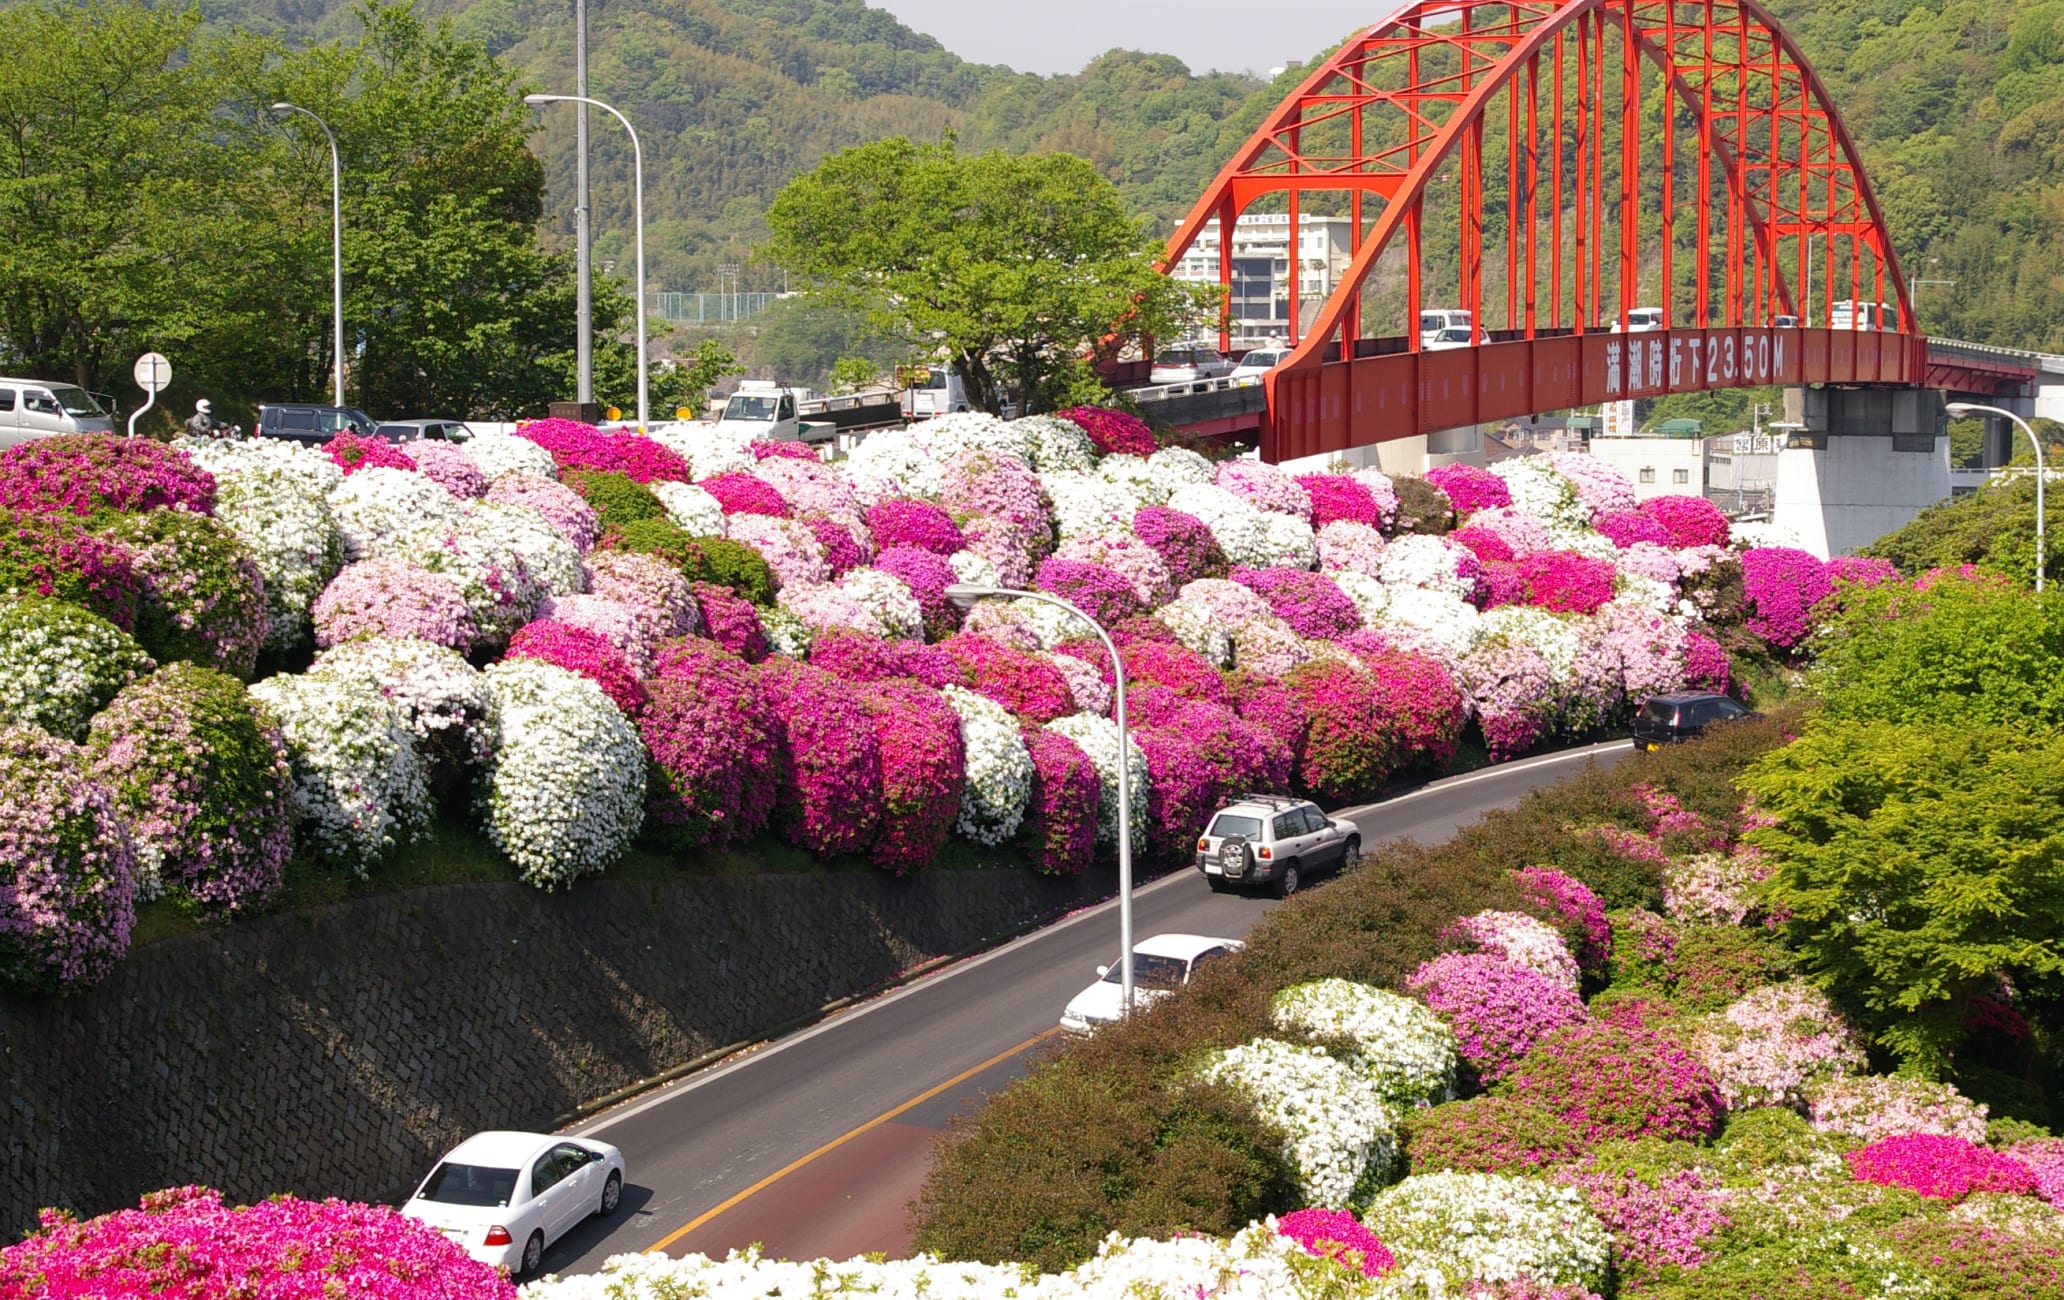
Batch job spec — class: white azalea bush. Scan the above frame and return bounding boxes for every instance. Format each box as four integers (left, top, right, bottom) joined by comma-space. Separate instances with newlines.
649, 480, 728, 537
1489, 458, 1591, 531
1045, 471, 1140, 538
0, 598, 154, 741
478, 660, 644, 889
461, 499, 586, 597
185, 449, 344, 650
1044, 712, 1149, 850
942, 685, 1034, 846
1271, 979, 1458, 1108
457, 430, 558, 483
1012, 413, 1097, 473
329, 466, 463, 562
1360, 1171, 1610, 1295
1198, 1038, 1400, 1209
248, 669, 431, 874
846, 428, 947, 504
309, 637, 498, 767
1167, 483, 1275, 568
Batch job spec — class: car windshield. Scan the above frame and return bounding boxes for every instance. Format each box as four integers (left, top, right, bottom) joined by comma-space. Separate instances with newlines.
1102, 953, 1190, 991
1208, 813, 1263, 840
416, 1161, 518, 1208
723, 396, 779, 422
1240, 352, 1282, 368
1436, 328, 1472, 342
48, 385, 104, 417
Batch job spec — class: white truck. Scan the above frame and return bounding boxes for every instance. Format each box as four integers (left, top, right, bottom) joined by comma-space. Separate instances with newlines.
900, 365, 970, 420
715, 380, 803, 441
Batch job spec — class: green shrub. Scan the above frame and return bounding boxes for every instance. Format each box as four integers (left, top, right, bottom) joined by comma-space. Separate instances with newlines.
564, 470, 665, 532
1868, 474, 2058, 589
1402, 1097, 1584, 1174
1390, 476, 1454, 534
1811, 575, 2064, 728
1668, 925, 1796, 1013
98, 509, 268, 679
602, 518, 775, 605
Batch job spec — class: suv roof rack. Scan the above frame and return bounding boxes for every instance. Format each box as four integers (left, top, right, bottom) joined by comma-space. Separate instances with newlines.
1229, 792, 1305, 808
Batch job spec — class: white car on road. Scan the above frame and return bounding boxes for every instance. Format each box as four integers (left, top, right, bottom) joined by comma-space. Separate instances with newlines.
1059, 933, 1245, 1033
401, 1130, 626, 1276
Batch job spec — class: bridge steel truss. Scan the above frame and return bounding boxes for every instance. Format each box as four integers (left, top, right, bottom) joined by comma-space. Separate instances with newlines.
1163, 0, 1930, 461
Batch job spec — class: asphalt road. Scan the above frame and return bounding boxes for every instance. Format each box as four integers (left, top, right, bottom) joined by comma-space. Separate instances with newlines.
540, 739, 1632, 1278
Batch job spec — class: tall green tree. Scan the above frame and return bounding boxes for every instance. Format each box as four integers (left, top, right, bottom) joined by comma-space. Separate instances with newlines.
762, 137, 1208, 414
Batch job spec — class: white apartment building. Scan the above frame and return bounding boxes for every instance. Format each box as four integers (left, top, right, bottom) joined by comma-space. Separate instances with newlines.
1587, 435, 1710, 500
1170, 213, 1356, 340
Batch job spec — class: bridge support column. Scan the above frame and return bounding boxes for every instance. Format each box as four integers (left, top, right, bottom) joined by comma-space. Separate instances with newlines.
1771, 387, 1948, 558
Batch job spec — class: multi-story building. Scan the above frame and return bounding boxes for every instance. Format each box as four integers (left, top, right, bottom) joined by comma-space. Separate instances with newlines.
1169, 213, 1356, 341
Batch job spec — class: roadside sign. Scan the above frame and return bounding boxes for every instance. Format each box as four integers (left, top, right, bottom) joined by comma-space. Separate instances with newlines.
133, 352, 172, 394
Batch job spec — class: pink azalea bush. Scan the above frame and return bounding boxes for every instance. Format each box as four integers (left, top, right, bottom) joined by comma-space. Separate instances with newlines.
641, 637, 776, 848
1132, 506, 1227, 585
583, 551, 698, 644
941, 450, 1050, 535
1217, 458, 1312, 519
808, 627, 959, 688
1054, 532, 1175, 607
1232, 566, 1360, 640
406, 440, 489, 499
727, 514, 829, 589
1551, 1161, 1731, 1272
506, 619, 646, 716
1498, 1021, 1725, 1142
1804, 1074, 1989, 1144
1020, 726, 1099, 876
1827, 555, 1901, 587
1521, 551, 1617, 614
875, 546, 961, 639
1450, 526, 1516, 564
325, 432, 416, 476
1739, 546, 1833, 652
1058, 406, 1156, 457
1458, 639, 1558, 761
700, 471, 792, 518
1445, 910, 1580, 988
1639, 495, 1729, 548
751, 438, 821, 462
1037, 557, 1146, 626
1682, 631, 1731, 694
0, 726, 136, 990
485, 474, 602, 554
1406, 950, 1589, 1082
313, 558, 478, 650
1227, 671, 1311, 761
2007, 1138, 2064, 1204
532, 594, 653, 675
0, 1184, 514, 1298
1424, 463, 1511, 516
1274, 1207, 1395, 1278
1134, 726, 1220, 862
959, 515, 1038, 588
1549, 452, 1637, 517
515, 419, 691, 483
806, 515, 869, 576
1364, 648, 1467, 769
1592, 509, 1671, 549
756, 657, 882, 857
1516, 867, 1610, 975
690, 581, 769, 661
942, 633, 1076, 723
1317, 520, 1388, 576
868, 498, 964, 555
1113, 639, 1227, 704
0, 509, 142, 630
0, 435, 215, 517
1285, 659, 1400, 803
1299, 475, 1388, 529
860, 679, 965, 873
1845, 1134, 2038, 1201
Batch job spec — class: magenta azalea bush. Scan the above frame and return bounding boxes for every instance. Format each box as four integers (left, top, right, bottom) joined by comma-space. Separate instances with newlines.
1233, 566, 1360, 640
1424, 463, 1512, 516
1274, 1207, 1395, 1278
1591, 509, 1671, 549
1516, 867, 1610, 975
1116, 639, 1227, 704
1132, 506, 1227, 585
756, 657, 882, 857
943, 633, 1075, 724
1037, 557, 1144, 626
1058, 406, 1156, 457
700, 471, 791, 518
0, 726, 135, 990
1299, 475, 1388, 530
861, 679, 965, 873
690, 581, 769, 662
1639, 494, 1729, 548
0, 1184, 514, 1299
0, 508, 142, 629
1134, 726, 1220, 862
325, 432, 416, 476
1521, 552, 1616, 615
1498, 1021, 1724, 1142
809, 626, 959, 688
1364, 649, 1466, 770
1739, 546, 1834, 652
641, 637, 776, 848
1019, 725, 1099, 876
1407, 951, 1589, 1082
506, 619, 647, 717
1286, 659, 1400, 803
876, 545, 961, 639
516, 419, 690, 483
868, 498, 964, 555
0, 435, 215, 518
1845, 1134, 2039, 1202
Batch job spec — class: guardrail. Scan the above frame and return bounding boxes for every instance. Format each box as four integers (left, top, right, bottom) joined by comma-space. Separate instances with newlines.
1130, 375, 1262, 404
1928, 337, 2064, 372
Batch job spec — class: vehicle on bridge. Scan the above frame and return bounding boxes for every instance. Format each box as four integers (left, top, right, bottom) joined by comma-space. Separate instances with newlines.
1229, 346, 1288, 385
1059, 933, 1245, 1033
1830, 300, 1902, 332
1626, 307, 1665, 332
0, 377, 113, 446
402, 1130, 626, 1277
1150, 344, 1236, 385
1425, 326, 1476, 351
1196, 792, 1361, 898
1418, 309, 1474, 347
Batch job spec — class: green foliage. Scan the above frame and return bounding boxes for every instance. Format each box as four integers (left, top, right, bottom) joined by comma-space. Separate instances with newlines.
1867, 477, 2060, 590
827, 355, 880, 393
654, 340, 743, 418
0, 597, 153, 742
1390, 476, 1456, 536
1743, 717, 2064, 1074
98, 510, 269, 680
601, 518, 775, 605
763, 137, 1209, 414
1402, 1097, 1585, 1174
1812, 578, 2064, 728
563, 470, 665, 532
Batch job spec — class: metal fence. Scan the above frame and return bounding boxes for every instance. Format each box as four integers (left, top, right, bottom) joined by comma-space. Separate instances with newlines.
648, 292, 783, 324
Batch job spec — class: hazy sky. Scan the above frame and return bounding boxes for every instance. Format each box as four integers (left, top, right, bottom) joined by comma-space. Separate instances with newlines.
869, 1, 1386, 77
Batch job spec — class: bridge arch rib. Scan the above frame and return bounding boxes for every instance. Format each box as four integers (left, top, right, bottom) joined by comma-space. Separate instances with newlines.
1159, 1, 1927, 458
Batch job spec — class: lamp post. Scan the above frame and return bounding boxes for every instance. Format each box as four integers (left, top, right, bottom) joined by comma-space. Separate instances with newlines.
944, 584, 1137, 1018
1947, 401, 2046, 593
525, 92, 647, 433
269, 102, 346, 408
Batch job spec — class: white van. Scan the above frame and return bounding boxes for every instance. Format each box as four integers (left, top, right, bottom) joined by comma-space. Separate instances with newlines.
1419, 309, 1474, 345
1828, 300, 1900, 331
1625, 306, 1665, 331
0, 378, 115, 448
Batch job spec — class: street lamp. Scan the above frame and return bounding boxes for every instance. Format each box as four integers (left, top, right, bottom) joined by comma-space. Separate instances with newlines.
943, 583, 1138, 1018
1947, 401, 2046, 593
525, 92, 648, 433
269, 102, 346, 408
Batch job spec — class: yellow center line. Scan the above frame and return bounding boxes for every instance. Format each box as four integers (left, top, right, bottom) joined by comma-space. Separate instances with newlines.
645, 1028, 1060, 1255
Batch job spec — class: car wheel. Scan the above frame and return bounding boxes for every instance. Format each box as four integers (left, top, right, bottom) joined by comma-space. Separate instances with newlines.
1206, 876, 1233, 894
1274, 862, 1301, 899
600, 1170, 622, 1216
1341, 838, 1360, 873
521, 1230, 544, 1277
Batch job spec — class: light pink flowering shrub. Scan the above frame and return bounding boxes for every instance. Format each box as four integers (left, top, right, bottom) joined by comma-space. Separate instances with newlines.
532, 593, 653, 675
1805, 1074, 1989, 1144
1054, 532, 1175, 607
728, 513, 830, 589
405, 441, 488, 499
1517, 867, 1610, 976
583, 550, 698, 644
1458, 638, 1558, 761
1316, 520, 1388, 576
0, 726, 135, 991
1446, 910, 1580, 988
485, 474, 601, 553
1233, 566, 1360, 640
1550, 1160, 1731, 1274
1550, 452, 1637, 516
1217, 459, 1312, 519
312, 558, 478, 651
2008, 1138, 2064, 1204
941, 450, 1050, 535
0, 1185, 514, 1299
757, 456, 861, 520
1691, 981, 1868, 1108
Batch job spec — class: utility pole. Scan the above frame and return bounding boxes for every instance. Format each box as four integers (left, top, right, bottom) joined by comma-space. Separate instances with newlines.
574, 0, 593, 405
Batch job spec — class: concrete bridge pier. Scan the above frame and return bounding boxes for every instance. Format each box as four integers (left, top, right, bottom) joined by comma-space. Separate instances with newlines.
1771, 386, 1948, 558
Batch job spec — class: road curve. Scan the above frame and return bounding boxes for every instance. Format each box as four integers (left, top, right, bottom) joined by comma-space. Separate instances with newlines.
540, 740, 1632, 1277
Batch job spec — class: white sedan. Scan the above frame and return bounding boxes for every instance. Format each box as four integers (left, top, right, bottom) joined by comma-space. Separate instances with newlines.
401, 1130, 626, 1276
1059, 933, 1245, 1033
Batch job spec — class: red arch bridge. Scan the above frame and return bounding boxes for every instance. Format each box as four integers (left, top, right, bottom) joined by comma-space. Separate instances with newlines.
1126, 0, 2038, 459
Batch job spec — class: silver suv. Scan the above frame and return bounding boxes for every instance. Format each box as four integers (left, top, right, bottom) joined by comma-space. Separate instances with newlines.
1195, 793, 1360, 898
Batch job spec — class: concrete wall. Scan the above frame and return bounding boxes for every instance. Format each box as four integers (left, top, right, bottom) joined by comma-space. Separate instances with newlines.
0, 865, 1121, 1237
1772, 434, 1951, 557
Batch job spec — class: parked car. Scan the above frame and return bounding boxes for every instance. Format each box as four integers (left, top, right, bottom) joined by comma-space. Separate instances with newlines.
1228, 347, 1288, 385
400, 1131, 625, 1277
374, 418, 475, 443
0, 377, 114, 448
254, 403, 378, 445
1149, 345, 1235, 385
1059, 933, 1245, 1033
1629, 691, 1756, 750
1195, 792, 1361, 898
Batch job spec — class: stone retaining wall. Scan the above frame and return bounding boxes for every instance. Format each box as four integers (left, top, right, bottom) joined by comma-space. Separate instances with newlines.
0, 865, 1115, 1236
